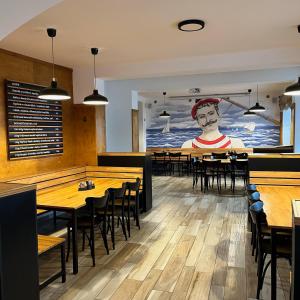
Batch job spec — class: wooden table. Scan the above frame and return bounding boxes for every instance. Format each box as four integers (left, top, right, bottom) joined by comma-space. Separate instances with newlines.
37, 178, 128, 274
257, 185, 300, 300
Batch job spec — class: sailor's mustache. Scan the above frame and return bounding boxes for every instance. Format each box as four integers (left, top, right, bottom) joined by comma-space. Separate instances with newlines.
203, 119, 218, 128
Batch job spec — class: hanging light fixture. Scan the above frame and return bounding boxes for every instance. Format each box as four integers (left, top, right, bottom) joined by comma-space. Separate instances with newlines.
249, 84, 265, 112
284, 77, 300, 96
159, 92, 170, 118
244, 89, 256, 117
83, 48, 108, 105
38, 28, 71, 100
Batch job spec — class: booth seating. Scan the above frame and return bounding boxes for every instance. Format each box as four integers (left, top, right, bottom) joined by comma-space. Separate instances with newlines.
249, 169, 300, 299
5, 166, 144, 275
38, 235, 66, 290
249, 171, 300, 186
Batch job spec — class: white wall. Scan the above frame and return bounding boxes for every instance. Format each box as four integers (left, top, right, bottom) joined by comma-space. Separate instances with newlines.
294, 97, 300, 152
104, 66, 300, 151
282, 108, 292, 145
0, 0, 62, 41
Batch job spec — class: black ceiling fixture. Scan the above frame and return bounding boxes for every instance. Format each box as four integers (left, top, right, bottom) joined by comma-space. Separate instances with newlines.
159, 92, 170, 118
38, 28, 71, 101
83, 48, 108, 105
244, 89, 256, 117
249, 84, 266, 112
284, 77, 300, 96
284, 26, 300, 96
178, 19, 205, 32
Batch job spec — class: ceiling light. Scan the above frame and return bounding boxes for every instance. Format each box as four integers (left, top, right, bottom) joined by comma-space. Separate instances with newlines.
249, 84, 265, 112
178, 19, 205, 32
243, 110, 256, 117
284, 77, 300, 96
244, 89, 256, 117
38, 28, 70, 101
83, 48, 108, 105
159, 92, 170, 118
159, 111, 171, 118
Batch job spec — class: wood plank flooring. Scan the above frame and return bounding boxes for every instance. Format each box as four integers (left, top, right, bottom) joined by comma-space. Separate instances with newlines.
40, 176, 290, 300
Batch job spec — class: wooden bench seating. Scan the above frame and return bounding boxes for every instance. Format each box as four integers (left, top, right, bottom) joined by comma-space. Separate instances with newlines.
86, 166, 143, 189
5, 166, 144, 213
38, 235, 66, 289
250, 171, 300, 186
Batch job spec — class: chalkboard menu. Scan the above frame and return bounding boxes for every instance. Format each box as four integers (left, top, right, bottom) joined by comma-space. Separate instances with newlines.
6, 80, 63, 160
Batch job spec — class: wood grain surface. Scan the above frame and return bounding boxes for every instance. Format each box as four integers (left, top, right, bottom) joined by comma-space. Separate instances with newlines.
39, 177, 290, 300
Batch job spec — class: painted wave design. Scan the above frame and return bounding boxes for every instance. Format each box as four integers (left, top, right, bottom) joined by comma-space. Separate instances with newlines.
146, 127, 280, 148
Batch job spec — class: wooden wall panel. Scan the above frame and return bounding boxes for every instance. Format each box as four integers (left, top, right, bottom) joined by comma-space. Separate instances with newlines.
73, 104, 97, 166
96, 106, 106, 153
0, 48, 100, 180
132, 109, 139, 152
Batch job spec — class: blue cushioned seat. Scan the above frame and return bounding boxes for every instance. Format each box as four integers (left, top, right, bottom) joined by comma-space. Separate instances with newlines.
250, 191, 260, 201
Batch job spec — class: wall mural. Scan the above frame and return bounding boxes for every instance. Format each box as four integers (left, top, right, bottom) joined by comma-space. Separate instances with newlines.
146, 98, 280, 148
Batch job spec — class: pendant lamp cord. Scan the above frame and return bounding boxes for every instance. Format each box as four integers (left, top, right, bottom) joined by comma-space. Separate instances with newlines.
93, 54, 96, 90
257, 84, 258, 103
51, 37, 55, 81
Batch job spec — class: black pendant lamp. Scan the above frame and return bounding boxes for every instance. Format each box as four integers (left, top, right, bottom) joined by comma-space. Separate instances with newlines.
83, 48, 108, 105
249, 84, 265, 112
159, 92, 170, 118
284, 77, 300, 96
38, 28, 71, 100
244, 89, 256, 117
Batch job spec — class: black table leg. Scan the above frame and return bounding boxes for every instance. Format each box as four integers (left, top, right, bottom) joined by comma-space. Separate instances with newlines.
71, 210, 78, 274
90, 202, 95, 266
271, 228, 277, 300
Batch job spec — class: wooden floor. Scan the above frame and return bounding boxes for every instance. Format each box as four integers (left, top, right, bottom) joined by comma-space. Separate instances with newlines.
40, 176, 290, 300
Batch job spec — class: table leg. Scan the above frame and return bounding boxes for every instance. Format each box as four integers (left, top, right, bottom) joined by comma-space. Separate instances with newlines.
271, 228, 277, 300
71, 210, 78, 274
90, 201, 95, 267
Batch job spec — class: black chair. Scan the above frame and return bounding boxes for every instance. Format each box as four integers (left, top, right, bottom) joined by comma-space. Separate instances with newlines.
66, 189, 112, 265
249, 207, 291, 299
236, 152, 248, 159
152, 152, 170, 175
191, 158, 204, 190
230, 159, 249, 192
212, 152, 227, 159
169, 152, 182, 176
212, 152, 231, 188
202, 159, 222, 193
122, 178, 141, 237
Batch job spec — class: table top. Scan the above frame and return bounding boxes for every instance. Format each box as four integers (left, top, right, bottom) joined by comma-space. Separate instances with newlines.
257, 185, 300, 229
0, 182, 36, 198
37, 178, 128, 210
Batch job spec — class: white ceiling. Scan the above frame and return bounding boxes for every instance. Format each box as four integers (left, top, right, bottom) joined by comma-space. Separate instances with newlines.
139, 81, 292, 101
1, 0, 300, 79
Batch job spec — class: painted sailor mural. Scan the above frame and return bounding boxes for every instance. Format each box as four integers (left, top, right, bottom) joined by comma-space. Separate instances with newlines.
146, 96, 280, 148
181, 98, 245, 148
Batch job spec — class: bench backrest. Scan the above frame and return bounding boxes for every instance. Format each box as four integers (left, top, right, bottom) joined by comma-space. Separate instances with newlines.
6, 166, 86, 191
249, 171, 300, 186
6, 165, 143, 192
86, 166, 143, 185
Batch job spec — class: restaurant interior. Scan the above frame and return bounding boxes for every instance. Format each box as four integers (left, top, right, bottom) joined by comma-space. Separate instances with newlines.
1, 1, 300, 300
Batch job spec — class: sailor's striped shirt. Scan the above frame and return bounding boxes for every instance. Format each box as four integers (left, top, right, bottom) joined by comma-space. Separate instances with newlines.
192, 134, 232, 149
